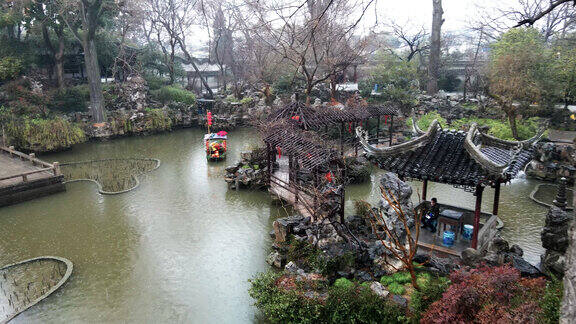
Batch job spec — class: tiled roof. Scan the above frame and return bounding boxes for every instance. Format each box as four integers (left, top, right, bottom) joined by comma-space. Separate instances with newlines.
364, 127, 537, 186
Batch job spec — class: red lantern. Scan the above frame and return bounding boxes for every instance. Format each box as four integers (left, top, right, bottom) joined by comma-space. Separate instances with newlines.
207, 111, 213, 126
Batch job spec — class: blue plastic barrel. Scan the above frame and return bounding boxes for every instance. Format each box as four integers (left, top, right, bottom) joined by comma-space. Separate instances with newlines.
462, 225, 474, 241
442, 231, 455, 247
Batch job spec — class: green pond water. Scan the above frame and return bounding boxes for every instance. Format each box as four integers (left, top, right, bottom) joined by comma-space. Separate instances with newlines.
0, 128, 554, 323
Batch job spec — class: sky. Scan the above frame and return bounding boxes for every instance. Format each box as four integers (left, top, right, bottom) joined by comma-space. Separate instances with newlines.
361, 0, 517, 34
189, 0, 521, 56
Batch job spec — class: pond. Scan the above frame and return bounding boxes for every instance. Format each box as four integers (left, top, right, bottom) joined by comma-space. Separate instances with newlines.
0, 127, 553, 322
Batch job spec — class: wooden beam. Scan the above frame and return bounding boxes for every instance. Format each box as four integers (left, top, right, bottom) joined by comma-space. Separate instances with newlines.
492, 182, 501, 216
471, 184, 484, 249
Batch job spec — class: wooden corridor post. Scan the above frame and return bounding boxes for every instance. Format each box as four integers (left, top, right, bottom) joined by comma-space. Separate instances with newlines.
492, 182, 501, 216
471, 184, 484, 249
422, 179, 428, 201
266, 144, 271, 184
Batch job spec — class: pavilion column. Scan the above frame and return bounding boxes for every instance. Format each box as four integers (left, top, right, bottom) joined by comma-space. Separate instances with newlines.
389, 116, 394, 146
492, 182, 501, 216
422, 179, 428, 201
471, 184, 484, 250
376, 115, 381, 144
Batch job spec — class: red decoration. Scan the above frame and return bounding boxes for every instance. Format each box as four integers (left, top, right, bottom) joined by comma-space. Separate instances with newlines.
217, 130, 228, 136
325, 172, 333, 183
291, 115, 300, 121
276, 146, 282, 158
348, 122, 352, 133
207, 111, 213, 126
384, 115, 389, 125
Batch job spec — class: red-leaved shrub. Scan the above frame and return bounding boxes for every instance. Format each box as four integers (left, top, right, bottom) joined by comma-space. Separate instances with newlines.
421, 265, 546, 324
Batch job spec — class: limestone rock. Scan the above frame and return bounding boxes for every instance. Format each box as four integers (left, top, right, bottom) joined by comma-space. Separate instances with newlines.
369, 281, 389, 298
391, 295, 408, 308
266, 251, 285, 268
461, 248, 482, 266
542, 207, 573, 254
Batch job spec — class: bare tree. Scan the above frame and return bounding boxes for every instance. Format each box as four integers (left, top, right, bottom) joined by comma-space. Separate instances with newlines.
427, 0, 443, 95
473, 0, 576, 42
365, 187, 422, 290
386, 22, 429, 62
246, 0, 372, 104
144, 0, 213, 97
514, 0, 576, 29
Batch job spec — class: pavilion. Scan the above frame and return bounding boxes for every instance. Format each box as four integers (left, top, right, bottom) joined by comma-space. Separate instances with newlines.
356, 119, 546, 250
260, 100, 399, 221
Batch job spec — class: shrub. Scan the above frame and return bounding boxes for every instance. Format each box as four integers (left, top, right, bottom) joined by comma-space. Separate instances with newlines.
421, 265, 547, 324
4, 116, 86, 152
325, 285, 404, 323
392, 272, 412, 285
333, 278, 354, 290
48, 85, 90, 113
540, 277, 563, 324
150, 86, 196, 105
388, 282, 406, 295
380, 275, 395, 286
143, 108, 172, 132
249, 270, 405, 323
143, 73, 165, 90
240, 96, 254, 105
0, 56, 23, 81
450, 116, 542, 141
406, 111, 447, 130
248, 271, 324, 323
410, 276, 450, 322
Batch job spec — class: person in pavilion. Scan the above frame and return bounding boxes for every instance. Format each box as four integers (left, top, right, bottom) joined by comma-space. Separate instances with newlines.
421, 198, 440, 232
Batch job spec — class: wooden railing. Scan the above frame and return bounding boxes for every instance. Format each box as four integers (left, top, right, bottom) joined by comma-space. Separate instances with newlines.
0, 146, 60, 183
269, 173, 318, 219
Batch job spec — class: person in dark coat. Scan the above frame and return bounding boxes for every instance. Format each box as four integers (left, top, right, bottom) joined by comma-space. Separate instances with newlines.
422, 198, 440, 232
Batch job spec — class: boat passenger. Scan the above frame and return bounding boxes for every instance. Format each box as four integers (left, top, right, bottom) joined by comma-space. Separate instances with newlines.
421, 197, 440, 233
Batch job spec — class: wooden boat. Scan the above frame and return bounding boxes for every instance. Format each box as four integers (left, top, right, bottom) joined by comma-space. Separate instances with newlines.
204, 131, 227, 161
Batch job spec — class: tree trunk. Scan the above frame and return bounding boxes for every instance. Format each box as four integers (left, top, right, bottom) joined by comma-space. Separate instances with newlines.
54, 36, 65, 90
507, 110, 519, 140
84, 38, 105, 123
427, 0, 443, 95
